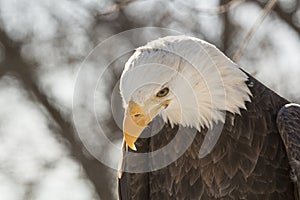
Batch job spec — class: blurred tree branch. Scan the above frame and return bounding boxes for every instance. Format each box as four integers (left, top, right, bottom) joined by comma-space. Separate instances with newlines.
98, 0, 144, 16
176, 0, 245, 15
0, 30, 115, 200
233, 0, 277, 62
250, 0, 300, 35
222, 0, 235, 54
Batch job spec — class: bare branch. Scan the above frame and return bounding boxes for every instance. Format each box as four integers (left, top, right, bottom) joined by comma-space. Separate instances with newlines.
175, 0, 245, 15
222, 0, 235, 53
233, 0, 277, 62
252, 0, 300, 35
98, 0, 143, 16
217, 0, 245, 14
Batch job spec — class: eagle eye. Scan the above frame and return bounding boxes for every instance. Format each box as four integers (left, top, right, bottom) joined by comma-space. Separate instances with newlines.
156, 87, 169, 97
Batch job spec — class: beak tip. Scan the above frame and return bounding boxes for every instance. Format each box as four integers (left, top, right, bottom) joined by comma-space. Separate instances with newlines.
126, 142, 137, 151
130, 144, 137, 151
124, 133, 138, 151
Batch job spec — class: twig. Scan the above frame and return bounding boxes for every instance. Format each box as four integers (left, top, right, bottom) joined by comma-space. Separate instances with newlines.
98, 0, 142, 16
176, 0, 245, 15
251, 0, 300, 35
216, 0, 245, 14
233, 0, 277, 62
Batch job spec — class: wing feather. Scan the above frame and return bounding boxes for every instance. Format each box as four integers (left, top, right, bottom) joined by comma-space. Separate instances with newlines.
277, 103, 300, 199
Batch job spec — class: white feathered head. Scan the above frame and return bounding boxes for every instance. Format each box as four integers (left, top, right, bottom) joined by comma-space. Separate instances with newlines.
120, 35, 251, 150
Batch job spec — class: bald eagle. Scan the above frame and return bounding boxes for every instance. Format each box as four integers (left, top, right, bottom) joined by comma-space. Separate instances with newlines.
118, 36, 300, 199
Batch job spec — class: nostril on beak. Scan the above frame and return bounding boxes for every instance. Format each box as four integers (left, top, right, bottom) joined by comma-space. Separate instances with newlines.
133, 113, 142, 118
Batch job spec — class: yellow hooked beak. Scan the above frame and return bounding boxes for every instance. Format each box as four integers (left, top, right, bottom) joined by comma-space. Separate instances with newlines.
123, 100, 170, 151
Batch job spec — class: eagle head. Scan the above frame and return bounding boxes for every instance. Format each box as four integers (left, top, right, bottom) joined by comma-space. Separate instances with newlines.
120, 35, 251, 151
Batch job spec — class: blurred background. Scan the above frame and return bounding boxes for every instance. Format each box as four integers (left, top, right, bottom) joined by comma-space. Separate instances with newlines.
0, 0, 299, 199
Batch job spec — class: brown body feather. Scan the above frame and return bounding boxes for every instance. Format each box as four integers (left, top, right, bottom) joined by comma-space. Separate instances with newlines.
118, 72, 300, 200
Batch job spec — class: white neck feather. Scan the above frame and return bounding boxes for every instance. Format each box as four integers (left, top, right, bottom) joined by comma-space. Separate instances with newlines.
121, 36, 252, 130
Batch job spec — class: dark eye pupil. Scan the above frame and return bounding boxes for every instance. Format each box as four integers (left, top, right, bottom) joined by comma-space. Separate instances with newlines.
156, 87, 169, 97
